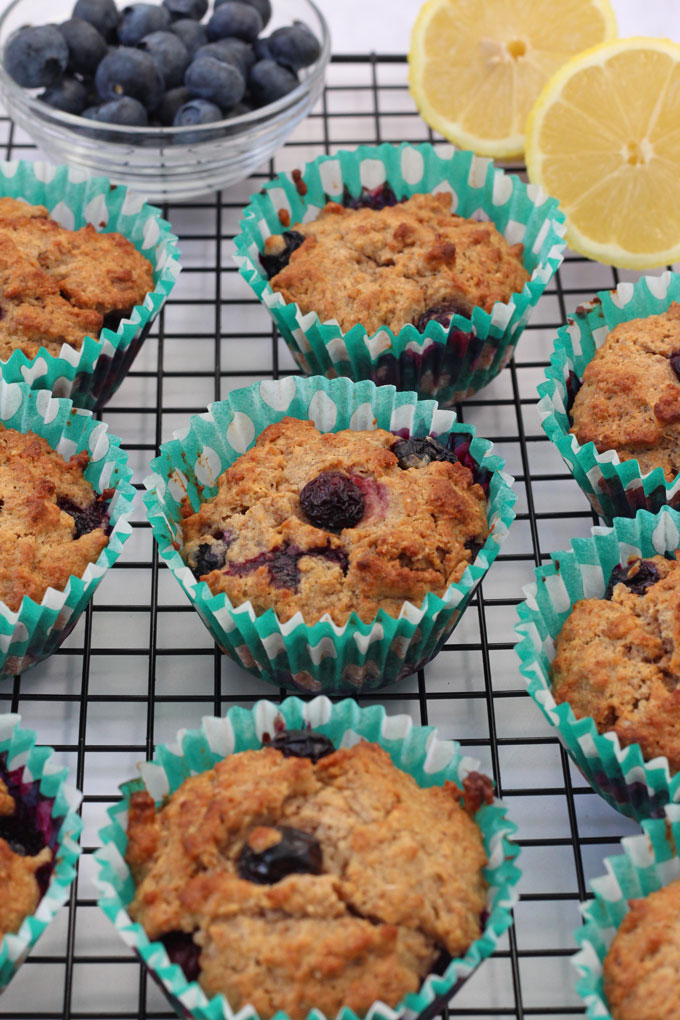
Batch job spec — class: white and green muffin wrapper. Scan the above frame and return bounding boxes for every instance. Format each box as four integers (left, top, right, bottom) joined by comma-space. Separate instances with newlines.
0, 378, 135, 679
233, 142, 566, 406
538, 271, 680, 524
515, 505, 680, 820
143, 375, 516, 693
0, 713, 82, 992
95, 695, 521, 1020
0, 159, 181, 411
573, 806, 680, 1019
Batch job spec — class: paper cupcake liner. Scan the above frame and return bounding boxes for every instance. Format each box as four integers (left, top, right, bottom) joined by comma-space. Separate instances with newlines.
143, 375, 516, 693
538, 271, 680, 523
573, 805, 680, 1019
0, 159, 181, 411
0, 379, 135, 679
233, 143, 565, 406
0, 713, 82, 991
94, 695, 521, 1020
515, 505, 680, 820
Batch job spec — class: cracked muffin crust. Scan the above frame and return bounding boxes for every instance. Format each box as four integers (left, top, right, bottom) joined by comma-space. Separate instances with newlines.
0, 426, 113, 611
126, 738, 491, 1020
603, 876, 680, 1020
179, 417, 490, 625
0, 196, 154, 360
550, 554, 680, 770
264, 192, 529, 335
570, 303, 680, 480
0, 776, 52, 937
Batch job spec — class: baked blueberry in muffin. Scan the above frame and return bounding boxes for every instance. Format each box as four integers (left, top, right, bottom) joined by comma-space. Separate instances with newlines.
125, 733, 493, 1020
180, 417, 489, 624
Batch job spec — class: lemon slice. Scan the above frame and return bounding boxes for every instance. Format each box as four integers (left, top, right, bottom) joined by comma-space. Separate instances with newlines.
408, 0, 616, 159
526, 37, 680, 269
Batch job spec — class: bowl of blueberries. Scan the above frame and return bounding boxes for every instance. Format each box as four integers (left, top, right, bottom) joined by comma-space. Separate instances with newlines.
0, 0, 330, 200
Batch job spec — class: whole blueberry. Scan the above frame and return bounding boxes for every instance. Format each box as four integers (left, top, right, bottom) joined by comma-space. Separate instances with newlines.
39, 76, 89, 114
269, 729, 335, 763
118, 3, 170, 46
391, 435, 458, 470
185, 55, 245, 110
83, 95, 149, 124
161, 932, 201, 983
300, 471, 364, 530
4, 25, 69, 88
95, 47, 164, 110
162, 0, 208, 20
216, 0, 271, 30
207, 1, 262, 43
237, 826, 322, 885
416, 298, 472, 331
56, 496, 111, 536
194, 37, 254, 78
157, 84, 192, 124
169, 18, 207, 58
173, 97, 223, 126
138, 30, 189, 88
253, 35, 272, 61
268, 21, 321, 70
57, 18, 108, 77
249, 58, 298, 106
259, 229, 305, 277
72, 0, 119, 40
228, 99, 253, 116
605, 559, 661, 599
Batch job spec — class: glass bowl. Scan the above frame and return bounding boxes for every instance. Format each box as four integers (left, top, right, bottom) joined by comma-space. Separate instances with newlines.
0, 0, 330, 201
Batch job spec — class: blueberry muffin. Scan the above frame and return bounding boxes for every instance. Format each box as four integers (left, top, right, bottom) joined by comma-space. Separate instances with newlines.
262, 192, 529, 336
0, 196, 154, 360
0, 426, 113, 611
180, 417, 489, 624
603, 875, 680, 1020
570, 303, 680, 480
551, 555, 680, 770
125, 731, 492, 1020
0, 771, 53, 937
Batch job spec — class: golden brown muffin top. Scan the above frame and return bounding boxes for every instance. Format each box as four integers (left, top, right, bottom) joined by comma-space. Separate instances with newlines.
0, 426, 111, 611
267, 193, 529, 335
126, 740, 490, 1020
570, 303, 680, 480
180, 417, 489, 625
551, 554, 680, 770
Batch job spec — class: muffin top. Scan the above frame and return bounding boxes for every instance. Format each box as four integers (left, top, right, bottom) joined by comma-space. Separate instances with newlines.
126, 737, 491, 1020
570, 303, 680, 480
551, 554, 680, 770
264, 192, 529, 335
603, 875, 680, 1020
0, 196, 154, 360
0, 776, 52, 937
0, 426, 112, 611
180, 417, 489, 625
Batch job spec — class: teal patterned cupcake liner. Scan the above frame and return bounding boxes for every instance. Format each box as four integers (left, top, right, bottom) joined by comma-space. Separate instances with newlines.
0, 713, 82, 991
143, 375, 516, 693
573, 806, 680, 1019
515, 506, 680, 820
0, 159, 181, 410
233, 143, 565, 406
538, 270, 680, 524
0, 378, 135, 679
94, 695, 521, 1020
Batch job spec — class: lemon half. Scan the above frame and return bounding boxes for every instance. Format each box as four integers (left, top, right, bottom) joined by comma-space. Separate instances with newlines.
408, 0, 616, 159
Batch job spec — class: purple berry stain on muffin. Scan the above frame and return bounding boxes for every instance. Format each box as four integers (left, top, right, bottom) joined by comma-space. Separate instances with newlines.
189, 530, 235, 579
161, 930, 201, 982
416, 298, 473, 331
56, 494, 111, 539
0, 753, 56, 895
343, 183, 401, 211
228, 542, 349, 592
565, 370, 582, 421
237, 825, 323, 884
391, 435, 458, 471
300, 470, 364, 530
604, 558, 661, 599
269, 728, 335, 762
670, 350, 680, 382
259, 229, 305, 279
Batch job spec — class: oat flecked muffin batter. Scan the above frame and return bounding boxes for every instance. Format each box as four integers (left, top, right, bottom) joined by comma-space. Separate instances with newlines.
603, 876, 680, 1020
0, 776, 52, 936
551, 555, 680, 770
264, 193, 529, 335
0, 426, 112, 611
0, 196, 154, 360
126, 737, 491, 1020
570, 303, 680, 480
180, 417, 489, 624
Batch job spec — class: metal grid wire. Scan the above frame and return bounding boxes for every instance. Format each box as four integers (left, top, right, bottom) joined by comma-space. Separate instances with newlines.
0, 53, 649, 1020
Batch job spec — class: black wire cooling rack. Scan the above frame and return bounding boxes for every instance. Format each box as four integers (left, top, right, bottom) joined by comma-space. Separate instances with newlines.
0, 53, 652, 1020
